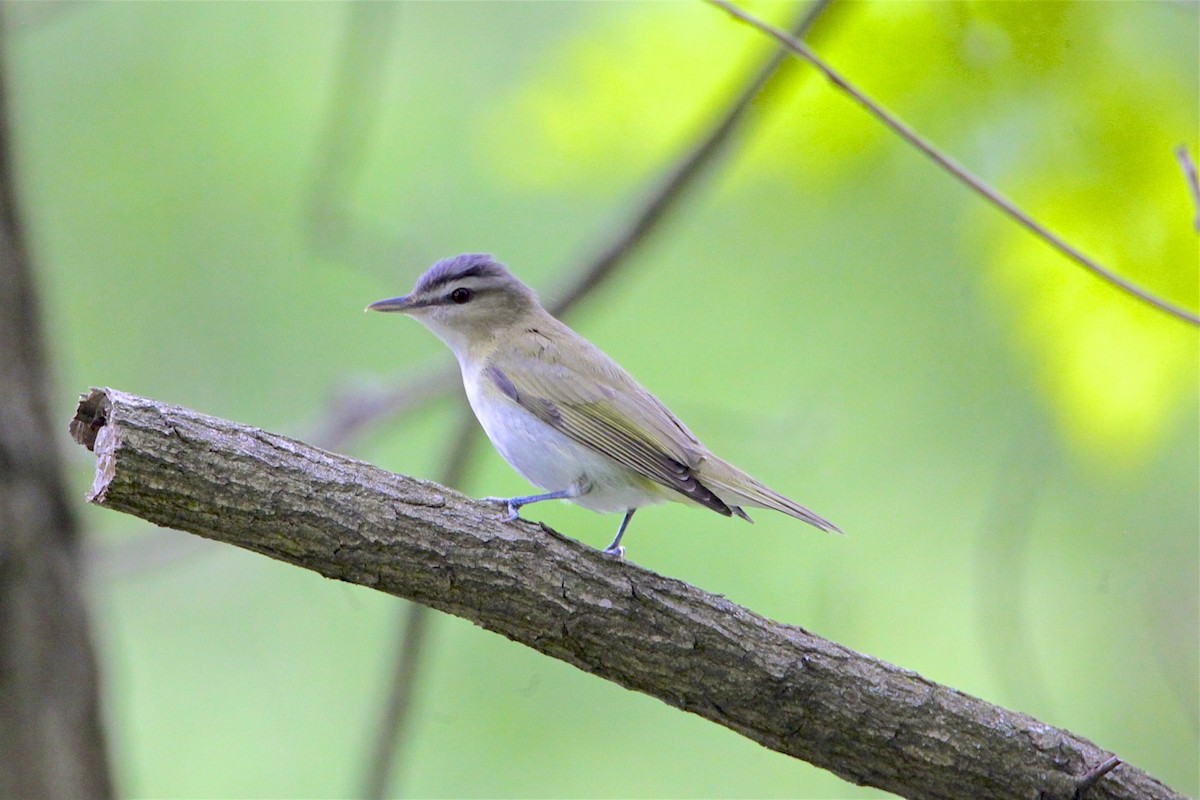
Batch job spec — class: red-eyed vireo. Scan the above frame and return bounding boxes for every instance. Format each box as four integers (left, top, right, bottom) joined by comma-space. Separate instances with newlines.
368, 253, 840, 557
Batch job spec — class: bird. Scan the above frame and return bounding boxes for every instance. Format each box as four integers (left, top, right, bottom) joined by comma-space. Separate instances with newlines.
367, 253, 840, 557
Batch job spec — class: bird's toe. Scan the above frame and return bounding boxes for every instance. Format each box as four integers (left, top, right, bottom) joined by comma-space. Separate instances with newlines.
602, 544, 626, 560
481, 496, 520, 522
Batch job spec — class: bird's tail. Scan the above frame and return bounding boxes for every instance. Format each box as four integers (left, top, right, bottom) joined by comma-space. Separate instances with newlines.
697, 455, 842, 534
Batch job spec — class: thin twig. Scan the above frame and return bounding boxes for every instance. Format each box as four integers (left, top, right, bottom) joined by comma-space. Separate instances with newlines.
1176, 145, 1200, 232
1073, 755, 1122, 800
706, 0, 1200, 328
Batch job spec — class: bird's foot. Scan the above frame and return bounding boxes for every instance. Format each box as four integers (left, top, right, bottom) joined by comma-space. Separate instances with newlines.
602, 544, 626, 560
482, 497, 520, 522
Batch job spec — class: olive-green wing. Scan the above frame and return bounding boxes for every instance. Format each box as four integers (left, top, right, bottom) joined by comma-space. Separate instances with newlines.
484, 351, 733, 516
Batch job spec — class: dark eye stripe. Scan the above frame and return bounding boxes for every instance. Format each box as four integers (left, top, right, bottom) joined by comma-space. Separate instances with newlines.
417, 254, 507, 294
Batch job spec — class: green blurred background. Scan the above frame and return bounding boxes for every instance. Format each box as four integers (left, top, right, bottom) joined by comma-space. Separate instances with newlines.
7, 1, 1197, 797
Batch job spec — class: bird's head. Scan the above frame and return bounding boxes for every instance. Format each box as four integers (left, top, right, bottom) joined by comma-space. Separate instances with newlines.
367, 254, 540, 356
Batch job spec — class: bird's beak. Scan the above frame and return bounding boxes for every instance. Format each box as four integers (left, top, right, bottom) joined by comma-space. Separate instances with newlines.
366, 295, 412, 313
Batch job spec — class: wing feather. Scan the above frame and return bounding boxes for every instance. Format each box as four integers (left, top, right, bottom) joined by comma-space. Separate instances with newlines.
485, 332, 731, 515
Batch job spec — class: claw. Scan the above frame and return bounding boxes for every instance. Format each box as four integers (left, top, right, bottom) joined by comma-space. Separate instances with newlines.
602, 544, 626, 560
482, 496, 520, 522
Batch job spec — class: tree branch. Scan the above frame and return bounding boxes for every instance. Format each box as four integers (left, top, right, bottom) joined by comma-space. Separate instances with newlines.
1176, 145, 1200, 233
69, 387, 1184, 800
706, 0, 1200, 328
360, 403, 480, 799
545, 0, 834, 318
0, 25, 111, 796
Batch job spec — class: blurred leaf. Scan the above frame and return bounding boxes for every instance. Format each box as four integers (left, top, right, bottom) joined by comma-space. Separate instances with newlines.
982, 81, 1198, 469
481, 2, 793, 190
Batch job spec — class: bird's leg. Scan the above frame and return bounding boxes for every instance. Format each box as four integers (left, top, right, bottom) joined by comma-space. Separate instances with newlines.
602, 509, 636, 559
484, 477, 591, 522
488, 489, 573, 521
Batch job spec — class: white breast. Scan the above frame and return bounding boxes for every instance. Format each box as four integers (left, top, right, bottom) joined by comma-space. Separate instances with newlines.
460, 362, 668, 514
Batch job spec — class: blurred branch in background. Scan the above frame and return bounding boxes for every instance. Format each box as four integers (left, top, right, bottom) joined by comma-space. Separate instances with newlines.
975, 442, 1054, 721
68, 387, 1187, 800
304, 1, 417, 274
304, 0, 453, 455
543, 0, 835, 318
350, 2, 837, 795
0, 27, 112, 799
313, 362, 458, 453
84, 1, 422, 606
1176, 145, 1200, 232
319, 0, 838, 452
708, 0, 1200, 328
360, 408, 479, 799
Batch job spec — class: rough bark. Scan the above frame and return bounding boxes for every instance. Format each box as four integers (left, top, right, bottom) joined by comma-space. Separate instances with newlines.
70, 387, 1183, 800
0, 30, 112, 796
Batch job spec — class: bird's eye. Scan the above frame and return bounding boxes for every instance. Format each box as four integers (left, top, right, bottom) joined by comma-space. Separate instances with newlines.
449, 287, 473, 304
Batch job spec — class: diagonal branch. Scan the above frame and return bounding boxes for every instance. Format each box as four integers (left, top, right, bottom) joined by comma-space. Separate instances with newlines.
707, 0, 1200, 328
547, 0, 835, 318
312, 363, 458, 451
1176, 145, 1200, 232
69, 387, 1185, 800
